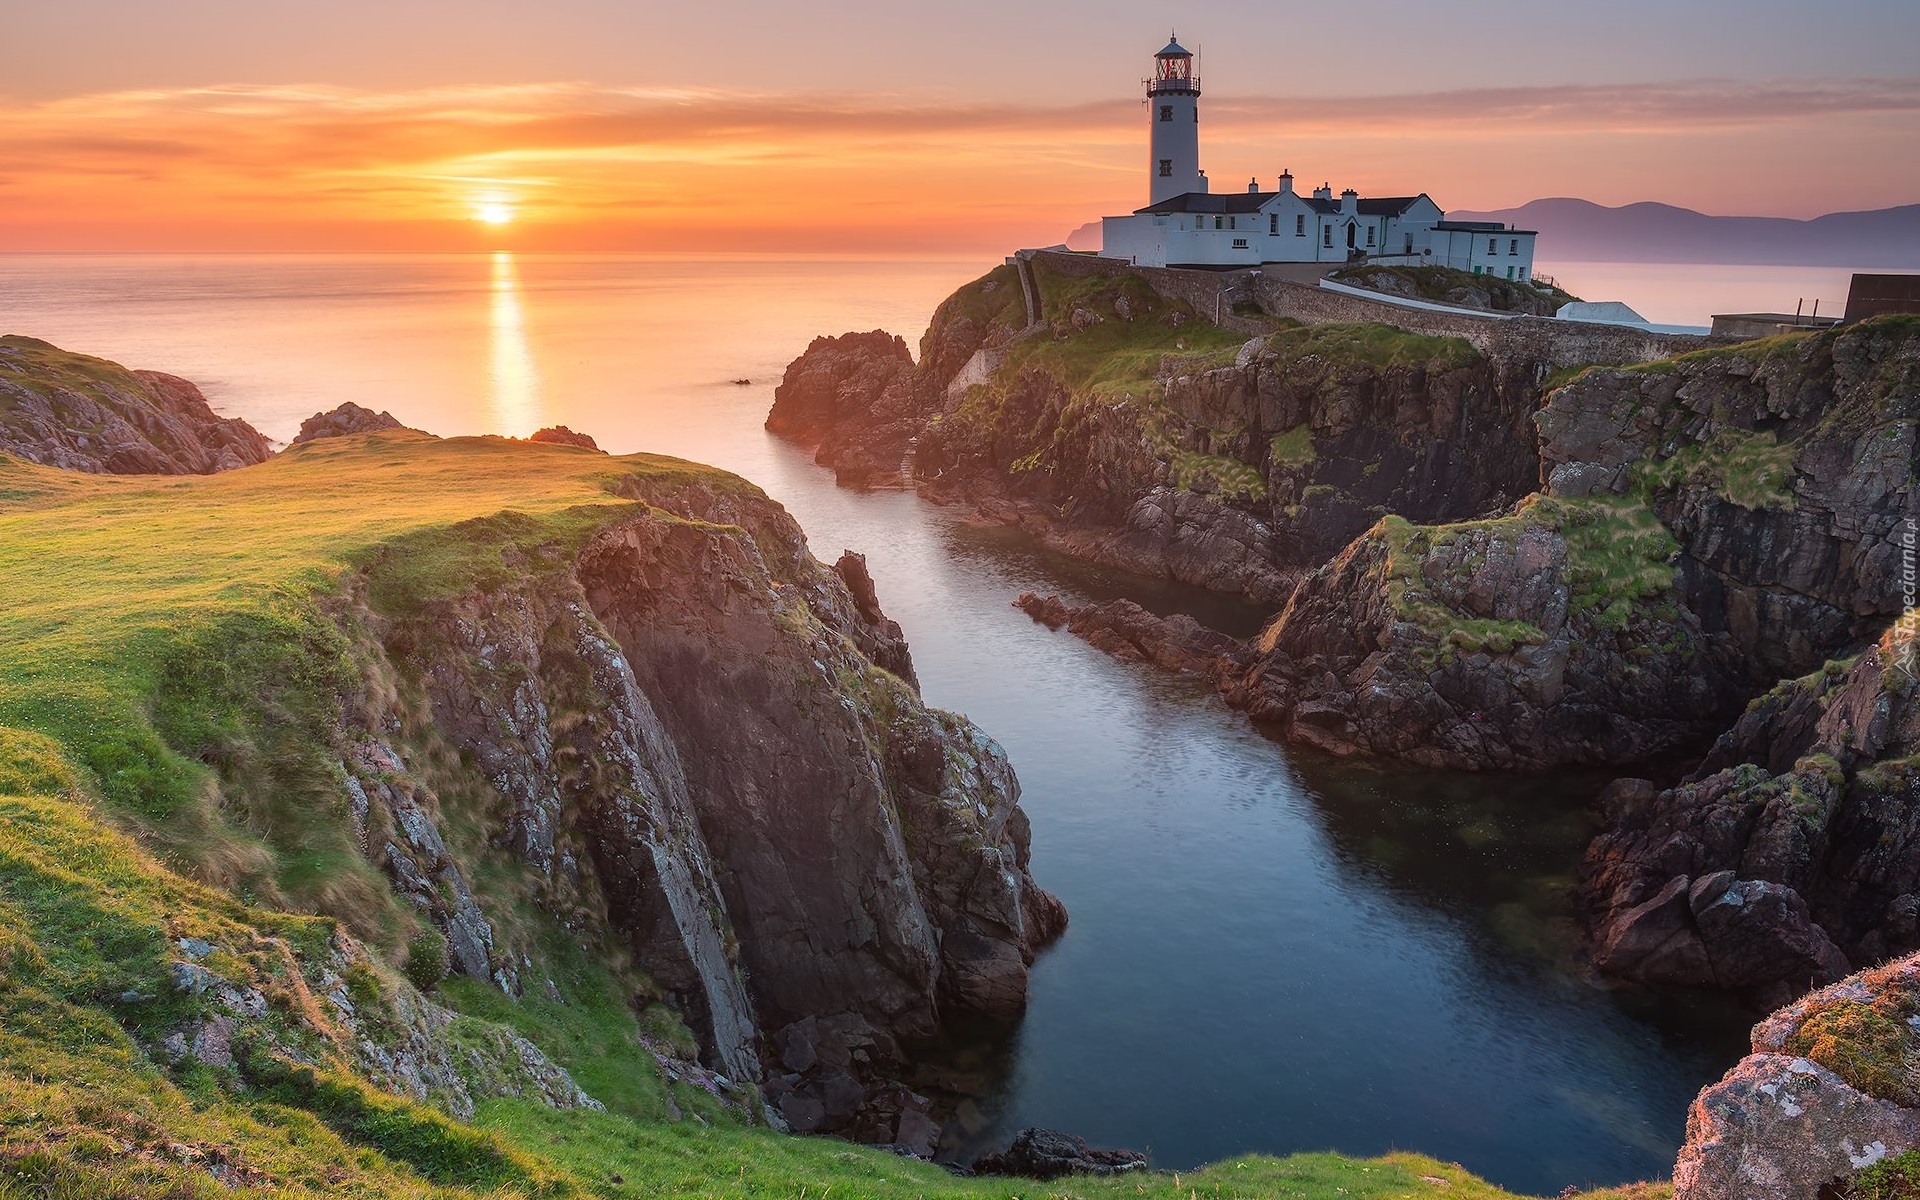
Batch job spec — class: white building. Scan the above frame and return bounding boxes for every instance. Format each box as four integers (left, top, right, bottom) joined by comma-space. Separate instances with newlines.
1101, 37, 1538, 279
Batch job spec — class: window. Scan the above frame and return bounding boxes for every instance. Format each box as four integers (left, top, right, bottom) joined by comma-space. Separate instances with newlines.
1215, 216, 1224, 230
1296, 214, 1306, 236
1232, 238, 1249, 249
1488, 238, 1498, 254
1323, 225, 1333, 248
1160, 105, 1173, 122
1366, 226, 1375, 247
1509, 238, 1519, 255
1404, 236, 1413, 253
1270, 214, 1278, 235
1159, 159, 1173, 177
1229, 216, 1237, 230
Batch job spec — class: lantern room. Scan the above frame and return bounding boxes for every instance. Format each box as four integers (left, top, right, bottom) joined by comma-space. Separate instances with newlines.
1149, 36, 1198, 95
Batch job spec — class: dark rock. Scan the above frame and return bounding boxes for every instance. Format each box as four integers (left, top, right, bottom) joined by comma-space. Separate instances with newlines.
973, 1127, 1149, 1180
290, 402, 408, 446
1014, 592, 1247, 682
529, 425, 602, 451
1581, 631, 1919, 1002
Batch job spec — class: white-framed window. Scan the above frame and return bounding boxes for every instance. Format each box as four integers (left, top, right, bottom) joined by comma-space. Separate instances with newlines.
1509, 238, 1519, 255
1366, 226, 1375, 247
1296, 214, 1306, 236
1323, 225, 1332, 248
1488, 238, 1498, 254
1232, 238, 1249, 249
1270, 214, 1278, 235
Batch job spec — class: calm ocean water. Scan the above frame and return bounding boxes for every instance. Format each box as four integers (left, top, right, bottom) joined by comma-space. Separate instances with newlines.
0, 253, 1791, 1192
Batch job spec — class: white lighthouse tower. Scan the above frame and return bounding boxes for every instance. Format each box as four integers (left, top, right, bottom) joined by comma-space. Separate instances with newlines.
1146, 35, 1203, 205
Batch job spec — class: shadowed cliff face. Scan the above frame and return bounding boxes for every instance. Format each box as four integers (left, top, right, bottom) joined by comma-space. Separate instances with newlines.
1581, 630, 1920, 1007
360, 474, 1063, 1141
1231, 317, 1916, 773
0, 335, 272, 473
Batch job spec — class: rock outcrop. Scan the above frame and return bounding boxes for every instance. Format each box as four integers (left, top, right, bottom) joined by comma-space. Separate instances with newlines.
1582, 626, 1920, 1003
529, 425, 602, 451
973, 1127, 1149, 1180
1675, 952, 1920, 1200
290, 402, 409, 445
1223, 317, 1916, 770
349, 469, 1064, 1142
0, 335, 270, 473
769, 263, 1546, 602
1014, 592, 1246, 682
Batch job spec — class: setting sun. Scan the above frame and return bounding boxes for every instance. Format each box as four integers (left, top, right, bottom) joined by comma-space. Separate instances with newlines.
475, 202, 514, 225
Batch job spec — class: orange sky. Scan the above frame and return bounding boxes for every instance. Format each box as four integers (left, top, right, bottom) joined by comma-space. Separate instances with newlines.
4, 72, 1917, 252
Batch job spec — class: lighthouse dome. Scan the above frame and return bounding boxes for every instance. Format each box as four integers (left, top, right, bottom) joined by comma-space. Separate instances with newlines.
1156, 37, 1191, 58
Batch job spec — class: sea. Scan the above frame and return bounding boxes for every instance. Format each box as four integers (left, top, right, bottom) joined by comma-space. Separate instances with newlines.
1, 252, 1846, 1193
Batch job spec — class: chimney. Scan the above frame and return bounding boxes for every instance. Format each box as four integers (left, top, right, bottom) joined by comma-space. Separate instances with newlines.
1313, 183, 1332, 200
1198, 169, 1209, 193
1340, 188, 1358, 216
1248, 177, 1260, 194
1278, 169, 1294, 195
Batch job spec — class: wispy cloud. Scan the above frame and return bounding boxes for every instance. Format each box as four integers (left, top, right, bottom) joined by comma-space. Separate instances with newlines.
1, 77, 1913, 249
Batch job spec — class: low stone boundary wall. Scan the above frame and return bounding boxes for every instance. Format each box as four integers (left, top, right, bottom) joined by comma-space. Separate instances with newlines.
1019, 248, 1718, 368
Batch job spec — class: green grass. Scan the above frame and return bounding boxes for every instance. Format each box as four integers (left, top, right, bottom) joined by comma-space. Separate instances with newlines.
1852, 1150, 1920, 1200
1269, 425, 1317, 468
1637, 428, 1798, 512
1259, 321, 1482, 373
1373, 492, 1680, 663
0, 432, 743, 928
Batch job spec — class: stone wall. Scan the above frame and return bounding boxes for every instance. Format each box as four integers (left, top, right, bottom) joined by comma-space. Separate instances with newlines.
1021, 249, 1719, 367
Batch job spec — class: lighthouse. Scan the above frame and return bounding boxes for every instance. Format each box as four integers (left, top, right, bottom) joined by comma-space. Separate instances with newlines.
1147, 35, 1203, 205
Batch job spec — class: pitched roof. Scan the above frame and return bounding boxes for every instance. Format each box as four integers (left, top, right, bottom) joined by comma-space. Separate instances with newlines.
1138, 192, 1442, 218
1301, 195, 1429, 216
1135, 191, 1276, 215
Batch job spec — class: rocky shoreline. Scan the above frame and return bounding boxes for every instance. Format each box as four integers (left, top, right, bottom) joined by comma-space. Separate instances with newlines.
773, 260, 1917, 1019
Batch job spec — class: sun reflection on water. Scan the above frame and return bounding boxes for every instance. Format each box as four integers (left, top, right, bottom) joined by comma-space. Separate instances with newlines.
489, 251, 542, 433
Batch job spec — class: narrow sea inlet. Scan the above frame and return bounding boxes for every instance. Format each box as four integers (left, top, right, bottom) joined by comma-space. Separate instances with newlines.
0, 252, 1773, 1191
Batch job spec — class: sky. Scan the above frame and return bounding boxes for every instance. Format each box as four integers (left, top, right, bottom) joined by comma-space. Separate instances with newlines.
3, 0, 1917, 252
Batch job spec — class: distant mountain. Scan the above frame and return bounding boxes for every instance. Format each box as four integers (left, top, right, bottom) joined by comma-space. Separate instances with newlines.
1064, 221, 1102, 251
1447, 199, 1920, 268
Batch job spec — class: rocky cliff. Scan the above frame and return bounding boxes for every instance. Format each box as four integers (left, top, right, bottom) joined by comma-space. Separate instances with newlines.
0, 335, 271, 472
0, 408, 1063, 1168
1581, 625, 1919, 1005
1226, 317, 1916, 770
769, 263, 1547, 603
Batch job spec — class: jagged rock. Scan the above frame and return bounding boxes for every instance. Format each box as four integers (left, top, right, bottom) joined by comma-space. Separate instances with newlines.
973, 1127, 1149, 1180
361, 471, 1063, 1129
0, 336, 270, 474
1224, 318, 1914, 771
1582, 629, 1920, 1001
1674, 953, 1920, 1200
529, 425, 602, 451
290, 402, 408, 445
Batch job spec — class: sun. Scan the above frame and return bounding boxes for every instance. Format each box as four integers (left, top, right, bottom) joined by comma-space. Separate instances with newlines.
475, 202, 514, 226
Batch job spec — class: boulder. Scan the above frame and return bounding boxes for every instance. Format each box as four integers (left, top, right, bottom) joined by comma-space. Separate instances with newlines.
290, 402, 408, 445
529, 425, 602, 451
973, 1127, 1148, 1180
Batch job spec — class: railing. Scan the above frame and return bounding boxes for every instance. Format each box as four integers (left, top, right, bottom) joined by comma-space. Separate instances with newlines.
1147, 76, 1201, 94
